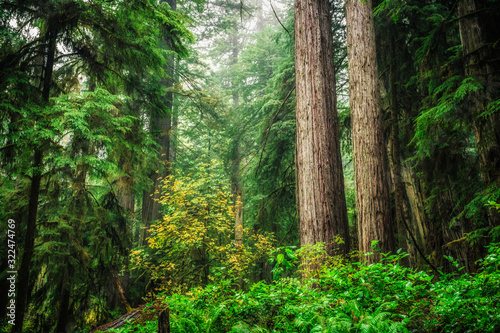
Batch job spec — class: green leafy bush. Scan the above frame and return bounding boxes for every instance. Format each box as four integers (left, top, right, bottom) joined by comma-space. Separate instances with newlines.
110, 244, 500, 332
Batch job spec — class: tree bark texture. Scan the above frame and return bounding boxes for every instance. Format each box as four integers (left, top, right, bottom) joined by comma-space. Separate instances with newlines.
15, 149, 42, 333
294, 0, 350, 255
140, 91, 173, 245
345, 0, 394, 260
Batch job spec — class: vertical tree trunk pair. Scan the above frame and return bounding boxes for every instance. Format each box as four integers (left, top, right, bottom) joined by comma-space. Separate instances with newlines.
295, 0, 394, 263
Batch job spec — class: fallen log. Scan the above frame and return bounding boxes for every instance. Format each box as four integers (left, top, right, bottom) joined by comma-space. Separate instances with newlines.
90, 305, 145, 332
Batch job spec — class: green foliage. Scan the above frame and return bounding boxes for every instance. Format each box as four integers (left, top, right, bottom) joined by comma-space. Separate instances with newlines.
107, 319, 158, 333
118, 244, 500, 332
268, 246, 297, 281
413, 76, 482, 158
131, 161, 275, 294
1, 0, 194, 329
3, 0, 500, 329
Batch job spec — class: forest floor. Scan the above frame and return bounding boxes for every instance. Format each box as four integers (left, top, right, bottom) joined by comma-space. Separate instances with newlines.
100, 245, 500, 333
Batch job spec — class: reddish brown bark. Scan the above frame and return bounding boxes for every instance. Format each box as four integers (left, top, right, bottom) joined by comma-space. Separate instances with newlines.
345, 0, 394, 261
294, 0, 350, 256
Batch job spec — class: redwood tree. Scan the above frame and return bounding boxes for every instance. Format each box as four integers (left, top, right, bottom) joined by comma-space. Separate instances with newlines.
345, 0, 394, 260
294, 0, 350, 255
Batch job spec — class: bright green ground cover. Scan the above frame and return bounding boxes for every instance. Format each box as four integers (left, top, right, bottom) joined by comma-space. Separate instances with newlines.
109, 243, 500, 333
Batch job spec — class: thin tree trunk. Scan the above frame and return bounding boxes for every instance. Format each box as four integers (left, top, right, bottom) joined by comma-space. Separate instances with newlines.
234, 189, 243, 246
16, 26, 57, 332
388, 36, 409, 262
16, 150, 42, 333
345, 0, 394, 262
231, 140, 243, 247
229, 28, 244, 248
294, 0, 350, 258
55, 265, 73, 333
401, 161, 429, 266
170, 60, 179, 166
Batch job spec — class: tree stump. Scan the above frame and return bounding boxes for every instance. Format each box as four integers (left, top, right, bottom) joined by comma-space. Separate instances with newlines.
158, 308, 170, 333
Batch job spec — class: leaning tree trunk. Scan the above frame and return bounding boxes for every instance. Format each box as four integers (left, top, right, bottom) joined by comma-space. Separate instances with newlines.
345, 0, 394, 262
294, 0, 350, 258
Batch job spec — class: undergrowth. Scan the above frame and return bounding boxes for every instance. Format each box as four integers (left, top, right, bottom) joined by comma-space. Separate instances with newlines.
107, 243, 500, 333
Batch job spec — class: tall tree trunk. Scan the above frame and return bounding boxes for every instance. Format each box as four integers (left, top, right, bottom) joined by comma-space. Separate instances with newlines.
140, 179, 157, 245
16, 26, 57, 332
140, 100, 172, 246
228, 28, 244, 247
458, 0, 500, 224
294, 0, 350, 257
117, 121, 138, 215
140, 0, 177, 245
345, 0, 394, 261
388, 36, 409, 262
231, 136, 243, 248
231, 140, 243, 248
170, 63, 179, 166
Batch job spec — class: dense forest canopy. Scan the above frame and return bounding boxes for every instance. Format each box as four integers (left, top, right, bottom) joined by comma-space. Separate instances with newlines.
1, 0, 500, 332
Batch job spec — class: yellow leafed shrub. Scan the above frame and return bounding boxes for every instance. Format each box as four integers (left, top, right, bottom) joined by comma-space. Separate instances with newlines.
133, 160, 275, 294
